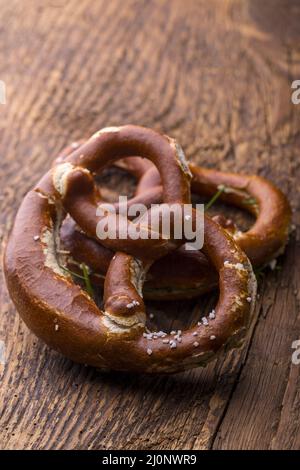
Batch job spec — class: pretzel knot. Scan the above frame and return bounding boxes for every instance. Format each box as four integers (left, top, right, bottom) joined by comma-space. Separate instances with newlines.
5, 125, 257, 373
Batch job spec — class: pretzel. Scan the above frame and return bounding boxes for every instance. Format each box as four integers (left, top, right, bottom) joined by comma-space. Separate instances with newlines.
60, 151, 291, 299
4, 125, 256, 373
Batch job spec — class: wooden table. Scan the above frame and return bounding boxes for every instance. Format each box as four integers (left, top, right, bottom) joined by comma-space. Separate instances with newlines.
1, 0, 300, 450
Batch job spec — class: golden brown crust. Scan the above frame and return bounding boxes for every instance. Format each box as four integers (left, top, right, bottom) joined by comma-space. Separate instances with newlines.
4, 188, 256, 372
4, 126, 257, 373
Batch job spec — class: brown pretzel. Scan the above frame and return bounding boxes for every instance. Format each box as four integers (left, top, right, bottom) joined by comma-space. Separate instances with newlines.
4, 125, 256, 373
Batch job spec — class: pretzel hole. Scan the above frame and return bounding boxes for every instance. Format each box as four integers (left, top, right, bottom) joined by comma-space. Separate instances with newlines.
145, 292, 219, 335
94, 166, 137, 202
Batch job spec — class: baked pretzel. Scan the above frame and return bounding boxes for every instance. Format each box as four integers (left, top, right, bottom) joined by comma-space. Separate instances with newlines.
60, 149, 291, 299
4, 125, 256, 373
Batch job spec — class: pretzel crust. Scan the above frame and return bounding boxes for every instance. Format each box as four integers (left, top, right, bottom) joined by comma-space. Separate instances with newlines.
4, 182, 256, 372
4, 126, 256, 373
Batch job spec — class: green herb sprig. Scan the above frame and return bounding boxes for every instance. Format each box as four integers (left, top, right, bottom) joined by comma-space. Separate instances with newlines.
204, 185, 226, 212
243, 197, 257, 206
60, 263, 94, 298
80, 263, 94, 298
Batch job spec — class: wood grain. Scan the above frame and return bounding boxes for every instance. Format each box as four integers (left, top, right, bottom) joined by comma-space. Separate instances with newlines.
0, 0, 300, 450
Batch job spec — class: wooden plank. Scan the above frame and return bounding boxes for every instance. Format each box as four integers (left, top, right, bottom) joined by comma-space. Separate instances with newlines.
0, 0, 299, 450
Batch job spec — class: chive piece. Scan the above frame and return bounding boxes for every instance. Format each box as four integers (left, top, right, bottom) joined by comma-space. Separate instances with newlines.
205, 185, 226, 212
80, 263, 94, 298
243, 197, 257, 206
60, 264, 86, 280
60, 263, 94, 298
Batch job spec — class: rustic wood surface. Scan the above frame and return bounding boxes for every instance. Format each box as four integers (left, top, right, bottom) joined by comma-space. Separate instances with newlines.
0, 0, 300, 450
